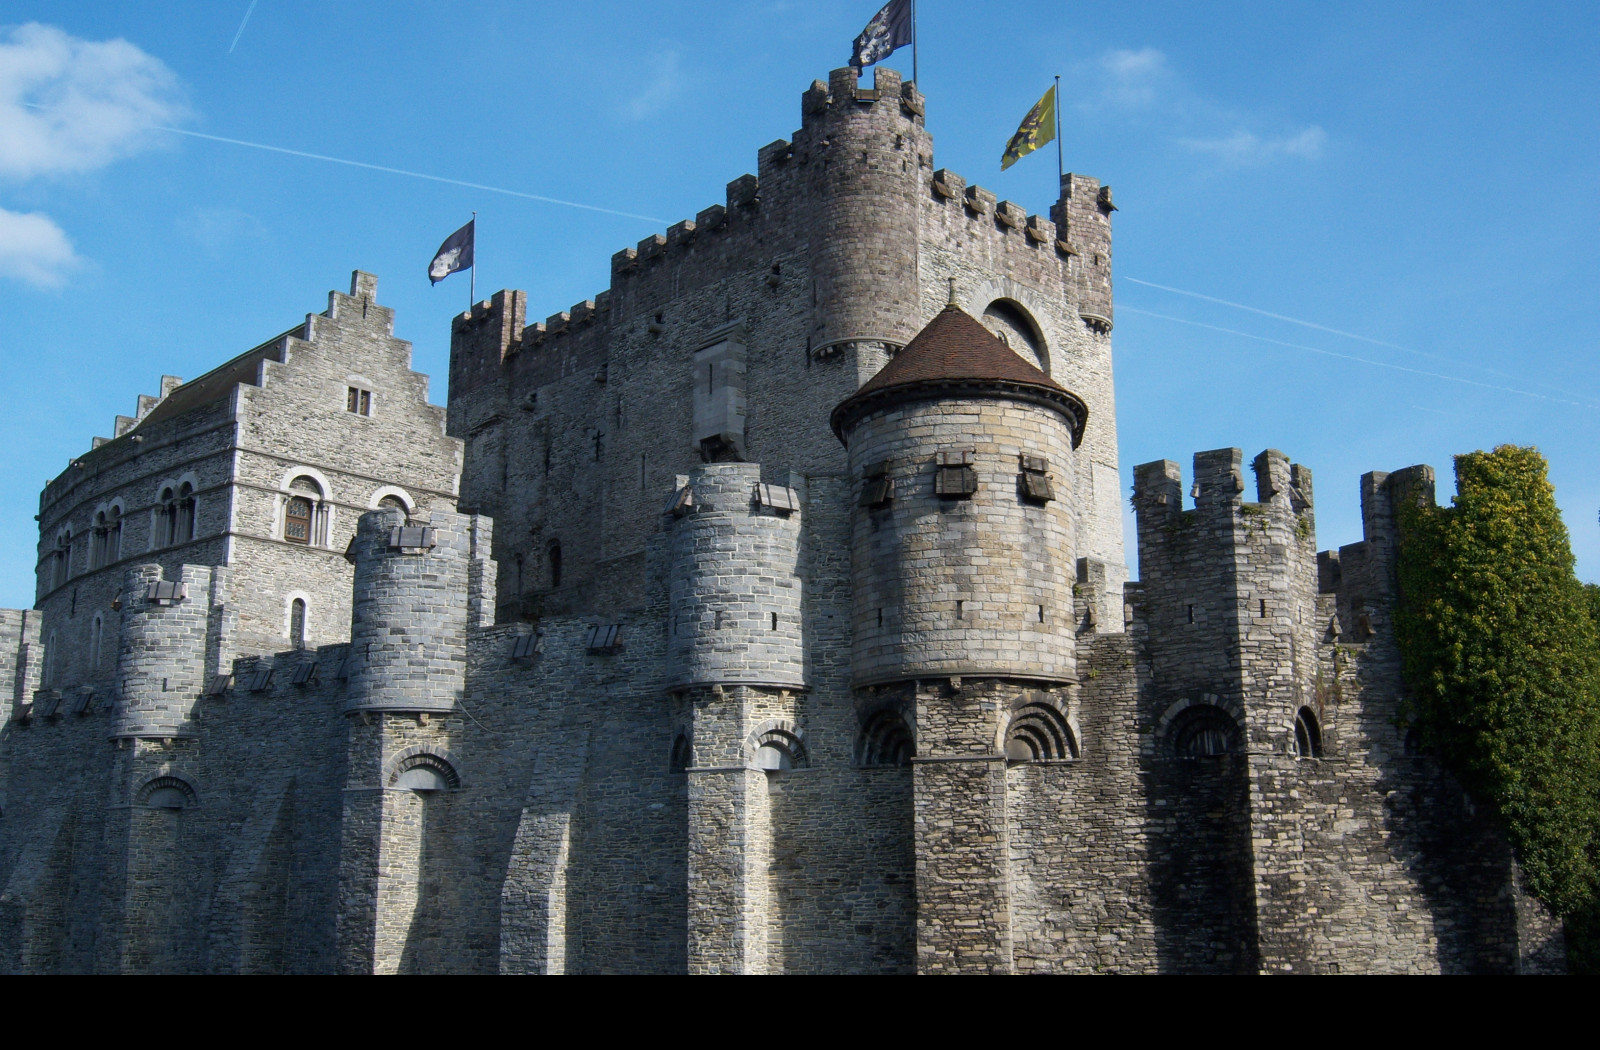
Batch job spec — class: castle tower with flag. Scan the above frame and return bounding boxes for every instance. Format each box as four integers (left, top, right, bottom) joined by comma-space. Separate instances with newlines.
0, 67, 1565, 974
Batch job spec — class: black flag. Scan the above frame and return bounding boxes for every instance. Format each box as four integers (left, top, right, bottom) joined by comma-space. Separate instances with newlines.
850, 0, 912, 73
428, 219, 474, 285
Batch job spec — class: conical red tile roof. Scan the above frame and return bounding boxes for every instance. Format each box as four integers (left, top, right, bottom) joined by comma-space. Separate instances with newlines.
830, 303, 1087, 445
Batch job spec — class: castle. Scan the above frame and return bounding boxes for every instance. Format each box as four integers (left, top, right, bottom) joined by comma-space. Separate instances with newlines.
0, 66, 1567, 973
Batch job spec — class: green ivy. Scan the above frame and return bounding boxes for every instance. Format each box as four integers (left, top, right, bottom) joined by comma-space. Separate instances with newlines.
1392, 446, 1600, 970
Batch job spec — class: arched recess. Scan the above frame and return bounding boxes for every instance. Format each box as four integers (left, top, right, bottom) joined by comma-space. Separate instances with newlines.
136, 772, 200, 810
1002, 697, 1080, 761
283, 589, 313, 649
958, 276, 1063, 375
744, 719, 807, 772
151, 472, 201, 549
385, 747, 462, 792
276, 465, 334, 547
1293, 706, 1323, 758
367, 485, 415, 514
669, 731, 693, 773
1163, 703, 1244, 758
857, 707, 915, 767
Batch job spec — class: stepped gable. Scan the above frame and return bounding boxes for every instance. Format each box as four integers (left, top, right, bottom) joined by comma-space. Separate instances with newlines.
830, 302, 1088, 446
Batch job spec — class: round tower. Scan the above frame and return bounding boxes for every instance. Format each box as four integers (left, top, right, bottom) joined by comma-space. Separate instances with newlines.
113, 563, 215, 739
799, 65, 930, 378
668, 462, 805, 690
346, 507, 475, 713
832, 303, 1087, 686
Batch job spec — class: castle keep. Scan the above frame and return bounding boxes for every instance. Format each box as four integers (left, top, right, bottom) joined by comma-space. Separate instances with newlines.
0, 67, 1566, 973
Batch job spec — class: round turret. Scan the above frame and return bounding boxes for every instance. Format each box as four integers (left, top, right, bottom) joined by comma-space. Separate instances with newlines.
346, 507, 474, 713
800, 66, 930, 377
113, 563, 214, 739
668, 462, 805, 690
833, 304, 1087, 686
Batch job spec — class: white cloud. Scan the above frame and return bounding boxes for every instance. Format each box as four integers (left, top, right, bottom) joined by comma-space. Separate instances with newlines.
0, 206, 79, 288
625, 50, 682, 120
1096, 47, 1170, 110
1182, 126, 1328, 165
0, 22, 187, 180
1080, 45, 1326, 167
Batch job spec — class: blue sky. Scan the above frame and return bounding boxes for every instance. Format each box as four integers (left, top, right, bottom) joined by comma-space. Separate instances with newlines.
1, 1, 1596, 608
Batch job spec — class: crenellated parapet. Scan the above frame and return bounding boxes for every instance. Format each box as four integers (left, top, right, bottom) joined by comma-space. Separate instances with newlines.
345, 507, 496, 714
1133, 448, 1319, 753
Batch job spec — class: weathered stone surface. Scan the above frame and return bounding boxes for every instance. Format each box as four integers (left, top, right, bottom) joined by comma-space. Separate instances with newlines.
0, 68, 1561, 975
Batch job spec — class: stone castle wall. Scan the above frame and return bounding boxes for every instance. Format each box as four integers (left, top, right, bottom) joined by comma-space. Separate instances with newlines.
0, 66, 1567, 974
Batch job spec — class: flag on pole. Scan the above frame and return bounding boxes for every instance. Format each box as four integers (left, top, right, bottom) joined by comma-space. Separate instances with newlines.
850, 0, 912, 73
428, 219, 474, 284
1001, 84, 1058, 171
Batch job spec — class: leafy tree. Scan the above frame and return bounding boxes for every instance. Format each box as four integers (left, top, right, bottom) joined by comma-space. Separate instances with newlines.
1393, 446, 1600, 964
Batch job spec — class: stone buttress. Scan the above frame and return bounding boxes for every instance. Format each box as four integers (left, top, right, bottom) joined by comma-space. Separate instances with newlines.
335, 507, 494, 974
667, 462, 805, 974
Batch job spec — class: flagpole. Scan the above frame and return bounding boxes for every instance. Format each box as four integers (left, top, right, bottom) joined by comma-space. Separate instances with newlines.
911, 0, 918, 85
1054, 76, 1063, 185
469, 210, 476, 311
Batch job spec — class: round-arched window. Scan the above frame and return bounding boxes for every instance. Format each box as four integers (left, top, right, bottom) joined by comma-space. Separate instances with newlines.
1294, 707, 1323, 758
1170, 705, 1241, 757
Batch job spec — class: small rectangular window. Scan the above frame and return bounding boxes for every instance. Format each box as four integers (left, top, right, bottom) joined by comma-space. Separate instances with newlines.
247, 667, 273, 692
290, 661, 318, 686
935, 466, 977, 497
348, 387, 372, 416
756, 483, 800, 512
586, 624, 623, 651
511, 633, 542, 659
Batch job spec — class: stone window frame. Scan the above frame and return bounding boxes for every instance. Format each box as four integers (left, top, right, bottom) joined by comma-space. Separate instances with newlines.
48, 526, 72, 589
669, 730, 693, 773
90, 500, 125, 569
284, 589, 313, 649
345, 374, 376, 418
1293, 706, 1324, 759
150, 471, 200, 550
274, 466, 335, 548
367, 485, 415, 517
91, 613, 104, 669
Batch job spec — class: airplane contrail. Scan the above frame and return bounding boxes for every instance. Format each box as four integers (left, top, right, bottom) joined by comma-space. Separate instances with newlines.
228, 0, 259, 54
1119, 306, 1597, 410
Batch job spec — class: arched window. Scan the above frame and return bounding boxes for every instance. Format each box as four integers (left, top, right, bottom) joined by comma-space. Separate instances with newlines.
155, 486, 176, 547
106, 506, 122, 563
670, 733, 692, 773
378, 494, 408, 513
51, 530, 71, 589
136, 775, 197, 810
284, 496, 312, 544
42, 630, 56, 687
284, 475, 324, 546
857, 709, 915, 767
389, 753, 460, 793
981, 299, 1047, 371
1293, 707, 1323, 759
92, 511, 108, 568
1004, 702, 1078, 762
289, 598, 307, 649
175, 483, 196, 543
1170, 705, 1241, 758
548, 540, 562, 589
753, 728, 806, 772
